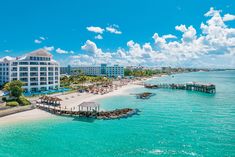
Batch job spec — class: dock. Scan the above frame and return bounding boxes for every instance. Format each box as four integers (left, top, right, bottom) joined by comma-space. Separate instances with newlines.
144, 82, 216, 93
35, 98, 140, 120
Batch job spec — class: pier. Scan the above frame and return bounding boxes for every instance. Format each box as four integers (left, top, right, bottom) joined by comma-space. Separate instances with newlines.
35, 97, 139, 120
144, 82, 216, 93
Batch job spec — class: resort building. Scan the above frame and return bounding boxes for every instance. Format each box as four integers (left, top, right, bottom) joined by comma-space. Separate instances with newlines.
60, 65, 72, 75
60, 64, 124, 78
0, 49, 60, 92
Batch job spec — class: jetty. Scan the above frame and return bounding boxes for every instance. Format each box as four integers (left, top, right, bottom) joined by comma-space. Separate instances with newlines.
136, 92, 156, 99
35, 96, 139, 120
144, 82, 216, 93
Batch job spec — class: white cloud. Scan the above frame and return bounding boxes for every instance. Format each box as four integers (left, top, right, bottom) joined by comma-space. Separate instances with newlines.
204, 7, 221, 17
56, 48, 74, 54
4, 50, 11, 52
162, 34, 177, 39
34, 39, 42, 44
95, 34, 103, 40
86, 26, 104, 34
223, 13, 235, 21
34, 36, 46, 44
44, 46, 54, 51
81, 40, 99, 54
106, 25, 122, 34
175, 24, 187, 32
69, 8, 235, 68
40, 37, 46, 40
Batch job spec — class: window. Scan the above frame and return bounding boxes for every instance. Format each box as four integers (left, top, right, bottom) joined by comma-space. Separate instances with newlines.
30, 62, 38, 65
19, 62, 28, 65
20, 67, 28, 71
30, 67, 38, 71
40, 67, 47, 71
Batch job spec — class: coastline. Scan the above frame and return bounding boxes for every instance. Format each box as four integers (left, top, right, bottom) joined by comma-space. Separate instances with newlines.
0, 80, 145, 126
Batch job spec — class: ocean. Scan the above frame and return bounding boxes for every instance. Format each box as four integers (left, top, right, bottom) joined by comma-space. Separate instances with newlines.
0, 71, 234, 157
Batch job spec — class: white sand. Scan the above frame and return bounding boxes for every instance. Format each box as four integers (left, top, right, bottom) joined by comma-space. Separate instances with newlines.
0, 82, 142, 125
0, 109, 54, 126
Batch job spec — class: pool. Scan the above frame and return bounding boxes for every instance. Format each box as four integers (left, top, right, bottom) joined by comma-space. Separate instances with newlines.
23, 88, 71, 97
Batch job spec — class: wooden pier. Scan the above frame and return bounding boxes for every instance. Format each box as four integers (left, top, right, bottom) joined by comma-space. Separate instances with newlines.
144, 82, 216, 94
36, 103, 139, 120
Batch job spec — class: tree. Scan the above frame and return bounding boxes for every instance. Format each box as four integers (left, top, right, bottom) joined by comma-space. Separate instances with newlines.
78, 76, 87, 86
3, 80, 24, 97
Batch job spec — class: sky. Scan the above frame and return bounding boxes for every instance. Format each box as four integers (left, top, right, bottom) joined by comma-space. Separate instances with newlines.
0, 0, 235, 68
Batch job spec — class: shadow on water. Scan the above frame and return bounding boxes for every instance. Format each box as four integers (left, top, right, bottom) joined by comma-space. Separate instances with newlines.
72, 117, 96, 123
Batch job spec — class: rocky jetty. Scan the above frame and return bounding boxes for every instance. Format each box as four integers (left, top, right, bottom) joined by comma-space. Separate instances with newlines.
136, 92, 155, 99
97, 108, 140, 120
144, 84, 159, 89
36, 104, 140, 120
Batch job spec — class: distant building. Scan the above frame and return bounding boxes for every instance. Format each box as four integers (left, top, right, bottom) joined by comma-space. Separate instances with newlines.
0, 49, 60, 92
60, 64, 124, 78
60, 65, 72, 75
126, 65, 144, 70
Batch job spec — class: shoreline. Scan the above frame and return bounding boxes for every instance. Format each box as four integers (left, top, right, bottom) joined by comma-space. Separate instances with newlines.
0, 79, 148, 126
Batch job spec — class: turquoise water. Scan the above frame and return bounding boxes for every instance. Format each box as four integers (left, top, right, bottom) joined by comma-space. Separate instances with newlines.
0, 71, 235, 157
23, 88, 70, 97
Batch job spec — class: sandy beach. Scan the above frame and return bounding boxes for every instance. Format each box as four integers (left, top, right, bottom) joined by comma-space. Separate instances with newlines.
0, 82, 142, 126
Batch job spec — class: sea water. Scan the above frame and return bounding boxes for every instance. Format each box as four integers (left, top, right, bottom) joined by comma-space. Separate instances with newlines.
0, 71, 234, 157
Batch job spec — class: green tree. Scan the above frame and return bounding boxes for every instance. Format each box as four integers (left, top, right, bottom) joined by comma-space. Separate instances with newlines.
3, 80, 24, 97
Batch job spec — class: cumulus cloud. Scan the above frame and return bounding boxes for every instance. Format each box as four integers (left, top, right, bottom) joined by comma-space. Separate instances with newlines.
44, 46, 54, 51
56, 48, 74, 54
34, 39, 42, 44
162, 34, 177, 39
106, 25, 122, 34
70, 8, 235, 68
34, 36, 46, 44
223, 13, 235, 21
95, 34, 103, 40
86, 26, 104, 34
204, 7, 221, 17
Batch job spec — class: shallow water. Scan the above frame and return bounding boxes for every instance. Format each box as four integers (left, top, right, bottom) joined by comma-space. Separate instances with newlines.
0, 71, 235, 157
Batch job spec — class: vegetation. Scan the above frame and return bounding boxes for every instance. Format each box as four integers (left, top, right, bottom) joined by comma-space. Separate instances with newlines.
60, 75, 111, 89
17, 96, 31, 106
3, 80, 24, 97
124, 67, 204, 77
124, 69, 162, 77
6, 101, 19, 107
2, 80, 31, 106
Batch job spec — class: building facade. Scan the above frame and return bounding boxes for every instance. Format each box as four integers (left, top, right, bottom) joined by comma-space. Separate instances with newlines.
60, 64, 124, 78
0, 49, 60, 92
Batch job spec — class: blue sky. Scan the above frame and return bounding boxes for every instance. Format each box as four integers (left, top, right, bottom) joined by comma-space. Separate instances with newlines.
0, 0, 235, 68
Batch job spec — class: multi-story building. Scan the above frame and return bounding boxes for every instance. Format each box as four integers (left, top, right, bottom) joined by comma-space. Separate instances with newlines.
60, 65, 72, 75
60, 64, 124, 78
0, 49, 60, 92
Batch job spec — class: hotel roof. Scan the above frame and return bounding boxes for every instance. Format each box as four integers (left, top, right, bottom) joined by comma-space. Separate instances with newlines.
79, 102, 100, 108
27, 49, 52, 57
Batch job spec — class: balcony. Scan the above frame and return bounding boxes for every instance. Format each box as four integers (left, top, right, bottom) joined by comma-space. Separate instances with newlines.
40, 77, 47, 81
30, 73, 38, 77
30, 83, 38, 86
30, 78, 38, 82
30, 62, 39, 65
40, 62, 47, 65
19, 62, 28, 65
40, 82, 47, 85
30, 67, 38, 71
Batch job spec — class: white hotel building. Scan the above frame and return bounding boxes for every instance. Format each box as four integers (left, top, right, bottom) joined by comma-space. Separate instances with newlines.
72, 64, 124, 78
0, 49, 60, 92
